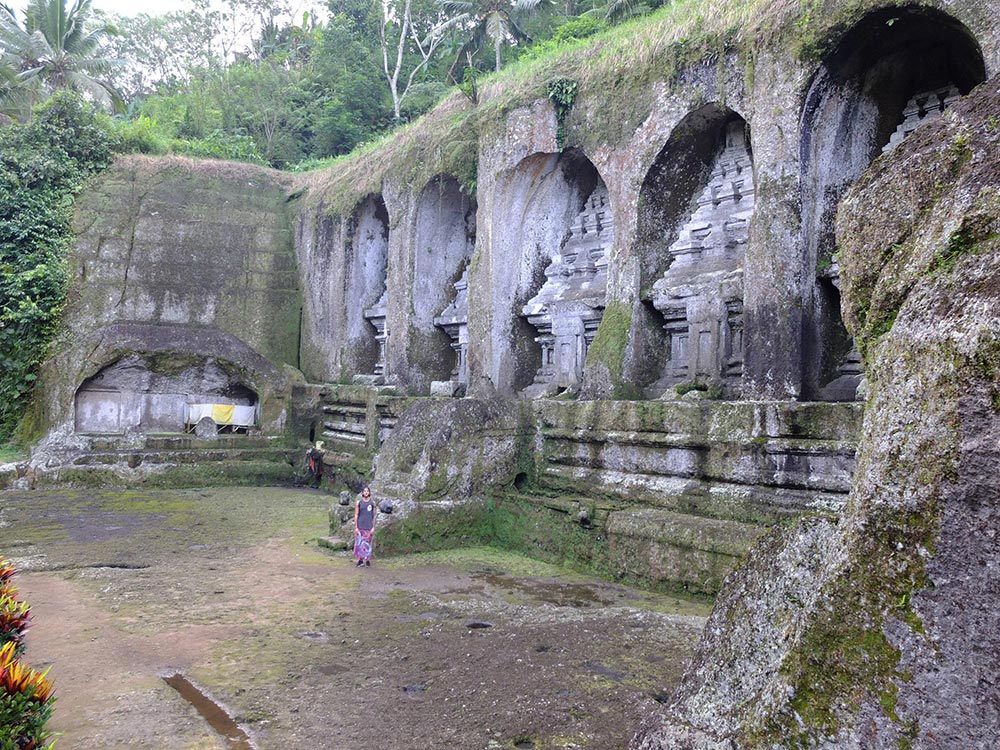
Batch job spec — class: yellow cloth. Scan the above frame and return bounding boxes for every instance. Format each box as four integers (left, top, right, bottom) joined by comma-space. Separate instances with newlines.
211, 404, 236, 424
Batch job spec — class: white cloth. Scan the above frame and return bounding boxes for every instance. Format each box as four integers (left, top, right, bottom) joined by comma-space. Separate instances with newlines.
185, 403, 256, 426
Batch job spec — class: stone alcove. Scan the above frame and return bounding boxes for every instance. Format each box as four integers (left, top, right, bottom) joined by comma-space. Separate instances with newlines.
485, 149, 610, 396
800, 6, 986, 400
395, 175, 475, 393
345, 194, 390, 381
632, 105, 754, 398
74, 353, 258, 435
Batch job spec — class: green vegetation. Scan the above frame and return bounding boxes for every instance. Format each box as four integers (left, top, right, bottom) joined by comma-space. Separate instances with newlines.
547, 76, 578, 148
0, 445, 25, 463
583, 301, 631, 396
0, 91, 115, 441
2, 0, 875, 173
0, 557, 55, 750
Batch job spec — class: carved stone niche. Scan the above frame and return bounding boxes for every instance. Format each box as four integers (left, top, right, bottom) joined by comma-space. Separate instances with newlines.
818, 84, 962, 401
648, 120, 754, 398
520, 181, 615, 398
359, 287, 388, 384
432, 266, 470, 396
882, 85, 961, 154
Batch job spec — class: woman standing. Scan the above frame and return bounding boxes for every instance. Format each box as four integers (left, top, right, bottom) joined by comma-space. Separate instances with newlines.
353, 487, 377, 567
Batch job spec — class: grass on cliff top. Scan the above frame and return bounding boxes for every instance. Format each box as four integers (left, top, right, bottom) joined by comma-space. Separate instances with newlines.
287, 0, 840, 216
481, 0, 801, 101
290, 94, 476, 216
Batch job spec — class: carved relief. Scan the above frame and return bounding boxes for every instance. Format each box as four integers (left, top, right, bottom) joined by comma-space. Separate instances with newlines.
520, 182, 614, 395
363, 288, 388, 378
648, 120, 754, 395
433, 267, 470, 385
882, 85, 961, 154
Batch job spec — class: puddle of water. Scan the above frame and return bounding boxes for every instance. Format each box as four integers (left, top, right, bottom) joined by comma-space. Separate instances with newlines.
583, 660, 627, 682
163, 673, 255, 750
473, 572, 614, 608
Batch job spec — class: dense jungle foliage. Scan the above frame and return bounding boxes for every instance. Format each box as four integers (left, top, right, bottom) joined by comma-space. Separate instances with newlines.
1, 0, 657, 169
0, 92, 115, 440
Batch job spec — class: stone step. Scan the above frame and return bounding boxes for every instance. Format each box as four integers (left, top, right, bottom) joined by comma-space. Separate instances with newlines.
504, 491, 768, 596
535, 400, 862, 443
88, 435, 283, 451
318, 536, 351, 552
606, 507, 766, 557
33, 459, 298, 490
71, 447, 295, 467
541, 440, 855, 494
537, 465, 847, 523
604, 507, 769, 596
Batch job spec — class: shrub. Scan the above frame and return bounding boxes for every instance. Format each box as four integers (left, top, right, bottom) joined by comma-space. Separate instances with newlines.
170, 130, 265, 163
0, 641, 55, 750
0, 559, 14, 590
110, 114, 169, 155
551, 16, 609, 44
0, 594, 30, 654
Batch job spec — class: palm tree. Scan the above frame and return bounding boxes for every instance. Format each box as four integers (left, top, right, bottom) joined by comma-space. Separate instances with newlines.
436, 0, 547, 76
0, 0, 120, 119
0, 58, 32, 119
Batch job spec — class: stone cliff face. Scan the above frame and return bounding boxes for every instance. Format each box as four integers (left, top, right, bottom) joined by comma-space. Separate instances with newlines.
18, 1, 1000, 744
633, 74, 1000, 750
32, 157, 300, 445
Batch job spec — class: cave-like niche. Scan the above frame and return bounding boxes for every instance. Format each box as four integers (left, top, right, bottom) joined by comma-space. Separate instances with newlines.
634, 106, 754, 398
487, 150, 607, 396
74, 354, 258, 435
801, 6, 985, 400
514, 152, 612, 397
345, 194, 390, 382
390, 175, 475, 395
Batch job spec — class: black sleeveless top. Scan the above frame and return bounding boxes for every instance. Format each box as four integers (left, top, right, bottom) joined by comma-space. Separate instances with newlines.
357, 499, 375, 530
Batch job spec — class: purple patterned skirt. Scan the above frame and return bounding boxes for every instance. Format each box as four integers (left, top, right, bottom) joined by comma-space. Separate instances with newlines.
354, 528, 374, 561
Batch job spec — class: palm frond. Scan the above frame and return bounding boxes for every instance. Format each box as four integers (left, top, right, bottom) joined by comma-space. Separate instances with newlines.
439, 0, 476, 15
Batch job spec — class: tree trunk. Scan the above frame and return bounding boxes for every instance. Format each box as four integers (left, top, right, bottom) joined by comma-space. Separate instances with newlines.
495, 35, 501, 72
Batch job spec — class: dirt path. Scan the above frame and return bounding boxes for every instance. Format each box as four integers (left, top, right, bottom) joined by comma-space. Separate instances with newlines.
0, 487, 709, 750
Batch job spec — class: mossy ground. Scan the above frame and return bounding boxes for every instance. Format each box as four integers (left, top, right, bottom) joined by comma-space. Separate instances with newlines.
1, 486, 706, 750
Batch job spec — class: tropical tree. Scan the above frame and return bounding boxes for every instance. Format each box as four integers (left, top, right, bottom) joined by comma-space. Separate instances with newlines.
0, 0, 120, 119
0, 58, 32, 119
435, 0, 548, 75
378, 0, 449, 120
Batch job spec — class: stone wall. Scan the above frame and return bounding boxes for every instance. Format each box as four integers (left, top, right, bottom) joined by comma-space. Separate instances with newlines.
31, 2, 996, 427
309, 392, 858, 595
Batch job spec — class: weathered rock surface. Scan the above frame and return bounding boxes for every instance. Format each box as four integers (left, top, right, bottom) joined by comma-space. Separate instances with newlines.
633, 74, 1000, 750
370, 398, 528, 514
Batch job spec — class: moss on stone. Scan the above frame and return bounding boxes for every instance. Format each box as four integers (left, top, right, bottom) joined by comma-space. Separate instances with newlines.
584, 301, 633, 398
747, 504, 940, 745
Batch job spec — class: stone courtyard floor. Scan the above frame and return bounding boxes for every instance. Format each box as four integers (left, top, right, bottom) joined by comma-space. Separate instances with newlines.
0, 487, 710, 750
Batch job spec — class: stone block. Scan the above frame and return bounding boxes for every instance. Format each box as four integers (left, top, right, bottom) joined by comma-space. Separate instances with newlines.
429, 380, 464, 398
